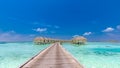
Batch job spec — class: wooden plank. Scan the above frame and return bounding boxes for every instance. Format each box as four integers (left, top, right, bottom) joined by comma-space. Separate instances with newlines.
20, 43, 84, 68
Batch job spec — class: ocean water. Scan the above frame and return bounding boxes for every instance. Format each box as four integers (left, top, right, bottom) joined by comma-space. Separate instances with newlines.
0, 42, 120, 68
0, 42, 49, 68
62, 42, 120, 68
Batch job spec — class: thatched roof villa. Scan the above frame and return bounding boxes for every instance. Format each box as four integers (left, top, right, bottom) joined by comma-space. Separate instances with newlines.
34, 36, 87, 45
71, 36, 87, 45
34, 37, 45, 45
34, 37, 63, 45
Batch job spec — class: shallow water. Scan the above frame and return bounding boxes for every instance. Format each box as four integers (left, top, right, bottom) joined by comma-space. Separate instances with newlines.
0, 42, 49, 68
62, 42, 120, 68
0, 42, 120, 68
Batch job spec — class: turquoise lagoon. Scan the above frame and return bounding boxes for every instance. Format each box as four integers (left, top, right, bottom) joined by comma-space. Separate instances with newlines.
0, 42, 120, 68
63, 42, 120, 68
0, 42, 49, 68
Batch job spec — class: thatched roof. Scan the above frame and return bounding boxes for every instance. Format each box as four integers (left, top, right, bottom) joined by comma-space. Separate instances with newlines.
71, 36, 87, 44
34, 37, 44, 41
34, 36, 72, 45
44, 37, 48, 40
72, 36, 86, 41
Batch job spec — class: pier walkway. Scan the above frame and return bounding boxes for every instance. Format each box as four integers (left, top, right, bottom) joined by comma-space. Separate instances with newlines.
20, 43, 83, 68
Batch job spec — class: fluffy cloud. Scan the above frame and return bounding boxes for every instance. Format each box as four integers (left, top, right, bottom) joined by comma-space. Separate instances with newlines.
33, 28, 47, 32
72, 35, 80, 38
102, 27, 114, 32
0, 31, 35, 42
117, 25, 120, 30
83, 32, 92, 36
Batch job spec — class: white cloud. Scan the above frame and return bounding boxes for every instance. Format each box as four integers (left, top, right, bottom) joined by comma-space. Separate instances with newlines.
83, 32, 92, 36
72, 35, 80, 38
102, 27, 114, 32
33, 28, 47, 32
0, 31, 35, 42
117, 25, 120, 30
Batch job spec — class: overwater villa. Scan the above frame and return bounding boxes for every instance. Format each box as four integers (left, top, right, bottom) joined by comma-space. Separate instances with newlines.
71, 36, 87, 45
34, 36, 87, 45
44, 38, 49, 44
34, 37, 63, 45
34, 37, 45, 45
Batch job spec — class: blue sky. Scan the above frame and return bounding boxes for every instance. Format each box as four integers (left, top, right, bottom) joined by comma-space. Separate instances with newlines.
0, 0, 120, 41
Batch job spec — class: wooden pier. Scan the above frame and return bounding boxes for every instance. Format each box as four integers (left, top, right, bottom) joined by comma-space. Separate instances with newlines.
20, 42, 84, 68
